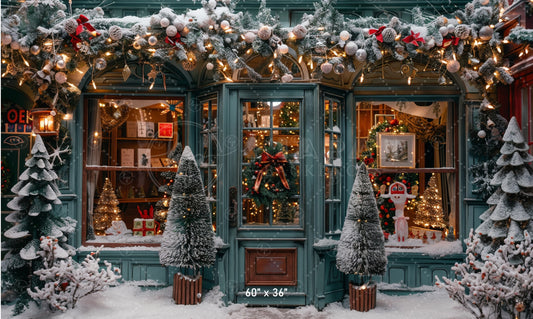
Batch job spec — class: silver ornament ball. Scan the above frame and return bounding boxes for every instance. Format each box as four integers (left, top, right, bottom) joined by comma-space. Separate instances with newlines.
355, 49, 367, 62
206, 62, 214, 70
148, 36, 158, 46
95, 58, 107, 71
339, 30, 351, 41
446, 60, 461, 73
439, 26, 449, 37
344, 41, 358, 56
479, 26, 493, 41
334, 64, 345, 75
220, 20, 230, 30
160, 18, 170, 28
477, 130, 487, 139
320, 62, 333, 74
30, 45, 41, 55
166, 25, 178, 37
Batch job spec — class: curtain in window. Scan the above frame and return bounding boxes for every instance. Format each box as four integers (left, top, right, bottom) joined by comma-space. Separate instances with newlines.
86, 101, 102, 239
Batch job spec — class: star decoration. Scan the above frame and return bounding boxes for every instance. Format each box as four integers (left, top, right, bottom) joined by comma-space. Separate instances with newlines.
402, 31, 425, 46
147, 68, 158, 81
161, 100, 184, 116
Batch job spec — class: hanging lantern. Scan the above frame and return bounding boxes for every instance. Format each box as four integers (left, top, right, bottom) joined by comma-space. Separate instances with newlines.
31, 108, 58, 136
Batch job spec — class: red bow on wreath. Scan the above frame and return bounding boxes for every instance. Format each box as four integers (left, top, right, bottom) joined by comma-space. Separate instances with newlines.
369, 26, 386, 43
165, 33, 183, 47
402, 31, 425, 46
253, 151, 290, 193
441, 36, 460, 48
70, 14, 100, 51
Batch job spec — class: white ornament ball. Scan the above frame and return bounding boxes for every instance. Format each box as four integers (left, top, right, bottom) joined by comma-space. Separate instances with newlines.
206, 62, 214, 70
281, 73, 293, 83
355, 48, 367, 62
426, 38, 436, 49
95, 58, 107, 70
30, 45, 41, 55
1, 33, 12, 46
446, 60, 461, 73
225, 37, 232, 44
292, 24, 307, 39
439, 26, 449, 37
108, 25, 123, 41
220, 20, 230, 30
477, 130, 487, 138
160, 18, 170, 28
55, 71, 67, 84
150, 15, 161, 27
321, 62, 333, 74
381, 27, 397, 43
479, 26, 494, 41
64, 19, 78, 34
244, 31, 256, 43
447, 24, 455, 34
480, 0, 490, 5
10, 41, 20, 50
208, 0, 217, 10
166, 25, 178, 37
148, 35, 158, 46
50, 110, 56, 116
334, 64, 345, 75
339, 30, 351, 41
344, 41, 358, 56
258, 26, 272, 40
55, 58, 66, 69
278, 44, 289, 54
174, 21, 185, 32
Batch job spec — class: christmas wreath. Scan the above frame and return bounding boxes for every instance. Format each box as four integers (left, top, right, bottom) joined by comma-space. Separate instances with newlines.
359, 118, 409, 167
242, 143, 298, 207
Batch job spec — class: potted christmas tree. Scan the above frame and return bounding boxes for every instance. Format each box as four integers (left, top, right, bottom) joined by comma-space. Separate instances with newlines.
336, 163, 387, 311
159, 146, 216, 304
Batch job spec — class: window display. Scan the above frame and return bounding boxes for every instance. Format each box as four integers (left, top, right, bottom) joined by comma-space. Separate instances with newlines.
83, 98, 183, 244
324, 97, 342, 233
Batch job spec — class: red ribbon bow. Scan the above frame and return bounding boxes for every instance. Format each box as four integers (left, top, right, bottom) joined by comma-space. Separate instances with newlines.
165, 33, 183, 47
70, 14, 100, 51
253, 151, 290, 193
369, 26, 386, 42
402, 30, 425, 46
441, 36, 460, 48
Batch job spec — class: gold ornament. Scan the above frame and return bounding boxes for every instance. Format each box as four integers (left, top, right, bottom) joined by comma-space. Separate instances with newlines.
515, 302, 525, 312
122, 64, 131, 82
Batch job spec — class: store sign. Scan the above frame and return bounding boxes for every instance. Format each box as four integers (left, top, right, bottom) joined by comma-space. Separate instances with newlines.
3, 108, 32, 133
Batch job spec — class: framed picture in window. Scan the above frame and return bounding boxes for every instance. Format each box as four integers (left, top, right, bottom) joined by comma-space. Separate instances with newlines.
158, 122, 173, 138
377, 133, 416, 168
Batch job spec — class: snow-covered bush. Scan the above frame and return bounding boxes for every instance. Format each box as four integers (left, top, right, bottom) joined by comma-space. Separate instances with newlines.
436, 230, 532, 319
28, 237, 121, 312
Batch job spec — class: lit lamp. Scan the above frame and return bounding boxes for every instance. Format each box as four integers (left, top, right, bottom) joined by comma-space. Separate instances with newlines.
31, 108, 58, 136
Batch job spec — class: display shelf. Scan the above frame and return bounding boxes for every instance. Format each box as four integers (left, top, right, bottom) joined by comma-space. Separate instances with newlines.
116, 137, 174, 142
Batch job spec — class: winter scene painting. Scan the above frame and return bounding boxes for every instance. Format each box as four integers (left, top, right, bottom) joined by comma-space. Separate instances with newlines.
1, 0, 533, 318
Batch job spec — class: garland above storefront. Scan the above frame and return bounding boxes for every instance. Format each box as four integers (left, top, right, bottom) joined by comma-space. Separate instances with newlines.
1, 0, 533, 114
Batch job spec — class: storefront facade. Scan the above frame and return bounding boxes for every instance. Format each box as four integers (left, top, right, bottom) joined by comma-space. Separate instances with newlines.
2, 0, 531, 309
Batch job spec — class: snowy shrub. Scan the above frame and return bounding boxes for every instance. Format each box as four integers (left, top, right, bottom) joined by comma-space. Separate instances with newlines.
436, 230, 532, 319
28, 237, 121, 312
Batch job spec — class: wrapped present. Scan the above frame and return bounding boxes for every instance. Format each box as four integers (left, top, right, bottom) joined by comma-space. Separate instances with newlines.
133, 218, 156, 236
133, 205, 158, 236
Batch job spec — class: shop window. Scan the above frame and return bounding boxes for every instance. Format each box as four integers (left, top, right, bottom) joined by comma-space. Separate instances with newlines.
200, 98, 218, 231
241, 101, 300, 226
324, 97, 342, 233
356, 101, 457, 245
83, 97, 183, 244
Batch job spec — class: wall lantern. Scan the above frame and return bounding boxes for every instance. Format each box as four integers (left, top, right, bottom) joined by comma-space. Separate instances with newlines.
31, 108, 58, 136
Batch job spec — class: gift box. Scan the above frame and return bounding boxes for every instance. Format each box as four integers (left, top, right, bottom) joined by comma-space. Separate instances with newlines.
133, 218, 156, 236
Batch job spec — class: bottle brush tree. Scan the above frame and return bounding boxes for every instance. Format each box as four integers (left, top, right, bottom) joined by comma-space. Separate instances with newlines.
1, 135, 77, 314
336, 163, 387, 285
159, 146, 216, 276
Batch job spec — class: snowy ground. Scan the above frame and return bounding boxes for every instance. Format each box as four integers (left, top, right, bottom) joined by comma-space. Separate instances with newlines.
1, 283, 473, 319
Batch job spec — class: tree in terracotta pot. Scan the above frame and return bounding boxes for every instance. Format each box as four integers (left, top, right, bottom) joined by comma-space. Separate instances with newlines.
159, 146, 216, 304
336, 163, 387, 311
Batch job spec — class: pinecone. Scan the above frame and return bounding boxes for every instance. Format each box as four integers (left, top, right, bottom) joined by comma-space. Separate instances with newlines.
64, 19, 78, 34
381, 27, 397, 43
108, 26, 123, 41
454, 25, 471, 39
292, 25, 307, 39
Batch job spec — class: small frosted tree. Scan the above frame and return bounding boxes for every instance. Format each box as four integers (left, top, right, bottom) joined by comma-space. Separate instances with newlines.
336, 163, 387, 284
1, 135, 76, 314
159, 146, 216, 276
154, 143, 182, 233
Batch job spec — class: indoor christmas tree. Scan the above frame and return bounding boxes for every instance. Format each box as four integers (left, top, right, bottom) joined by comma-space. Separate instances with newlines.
159, 146, 215, 272
155, 143, 182, 233
414, 174, 447, 231
475, 116, 533, 257
93, 177, 122, 236
28, 237, 121, 312
1, 135, 77, 314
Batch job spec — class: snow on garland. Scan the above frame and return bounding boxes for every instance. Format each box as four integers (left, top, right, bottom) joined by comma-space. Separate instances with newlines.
0, 0, 528, 114
242, 143, 298, 207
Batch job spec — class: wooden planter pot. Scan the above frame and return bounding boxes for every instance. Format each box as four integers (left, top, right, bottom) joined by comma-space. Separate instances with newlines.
349, 282, 377, 311
173, 273, 202, 305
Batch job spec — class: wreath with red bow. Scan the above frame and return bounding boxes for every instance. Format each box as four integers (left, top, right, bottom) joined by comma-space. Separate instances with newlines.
242, 143, 298, 207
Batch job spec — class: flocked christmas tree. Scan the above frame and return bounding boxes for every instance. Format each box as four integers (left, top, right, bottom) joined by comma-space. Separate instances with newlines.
154, 143, 182, 233
475, 116, 533, 257
336, 163, 387, 285
1, 135, 76, 314
159, 146, 216, 276
414, 174, 447, 230
93, 177, 121, 236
